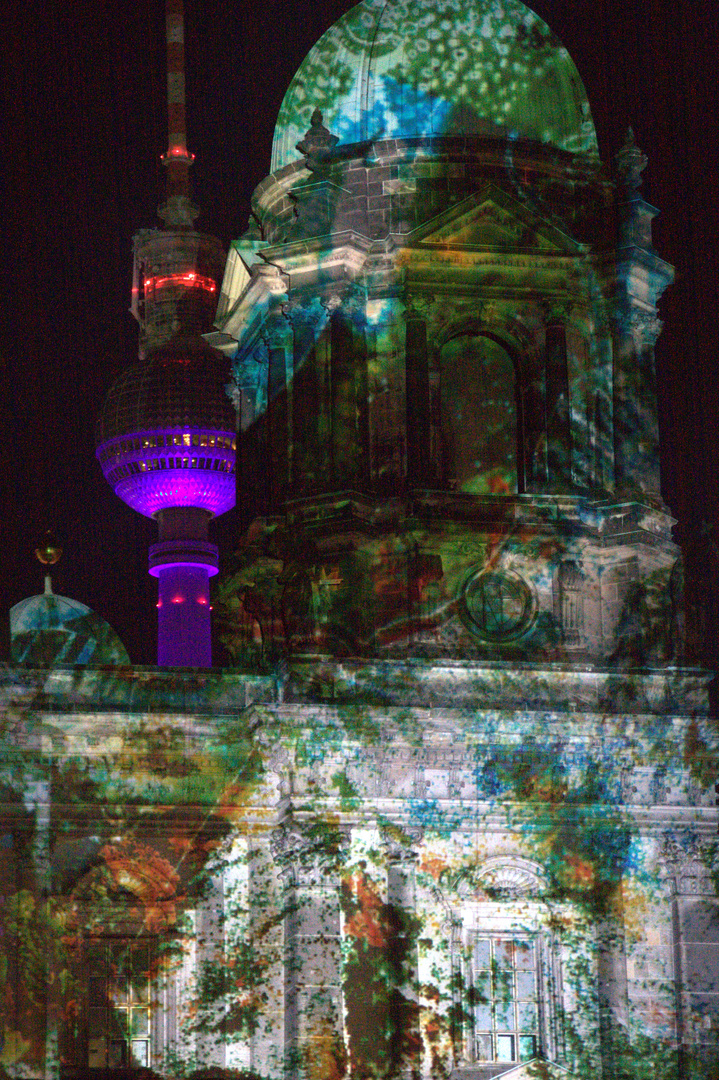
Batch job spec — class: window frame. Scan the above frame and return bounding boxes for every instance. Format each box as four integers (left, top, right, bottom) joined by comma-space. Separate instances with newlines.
448, 880, 567, 1071
465, 931, 547, 1065
436, 331, 523, 496
84, 935, 156, 1075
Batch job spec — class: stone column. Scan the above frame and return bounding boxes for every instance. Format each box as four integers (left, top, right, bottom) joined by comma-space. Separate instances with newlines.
235, 336, 270, 519
194, 870, 226, 1070
596, 910, 629, 1079
327, 287, 369, 489
586, 308, 614, 491
37, 784, 58, 1080
381, 827, 424, 1080
287, 300, 329, 494
272, 820, 347, 1080
367, 297, 404, 490
521, 371, 547, 491
659, 833, 719, 1078
542, 302, 572, 490
17, 778, 56, 1080
404, 294, 432, 487
265, 315, 293, 510
246, 836, 286, 1077
612, 310, 663, 498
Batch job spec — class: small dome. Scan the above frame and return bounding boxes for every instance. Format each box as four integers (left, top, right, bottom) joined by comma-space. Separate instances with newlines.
10, 585, 130, 666
271, 0, 598, 172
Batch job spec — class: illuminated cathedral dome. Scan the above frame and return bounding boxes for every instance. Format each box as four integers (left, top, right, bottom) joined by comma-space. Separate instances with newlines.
271, 0, 598, 172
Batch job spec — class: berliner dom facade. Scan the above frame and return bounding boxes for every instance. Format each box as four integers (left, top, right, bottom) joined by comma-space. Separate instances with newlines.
1, 3, 717, 1080
215, 0, 675, 671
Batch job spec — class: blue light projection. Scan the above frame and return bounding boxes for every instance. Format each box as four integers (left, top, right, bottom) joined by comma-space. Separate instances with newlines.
271, 0, 599, 172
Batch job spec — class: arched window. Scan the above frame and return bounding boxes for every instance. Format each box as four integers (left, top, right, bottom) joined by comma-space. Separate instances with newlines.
59, 841, 190, 1079
436, 859, 586, 1075
439, 334, 519, 494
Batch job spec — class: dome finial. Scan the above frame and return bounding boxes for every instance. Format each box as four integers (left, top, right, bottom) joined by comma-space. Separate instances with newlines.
615, 126, 648, 192
34, 528, 62, 595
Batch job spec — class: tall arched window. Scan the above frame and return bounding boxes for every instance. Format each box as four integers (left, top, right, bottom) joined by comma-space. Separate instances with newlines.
440, 334, 519, 494
439, 859, 586, 1075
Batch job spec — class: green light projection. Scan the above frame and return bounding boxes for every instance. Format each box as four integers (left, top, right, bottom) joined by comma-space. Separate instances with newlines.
271, 0, 598, 173
1, 665, 718, 1079
439, 335, 518, 495
2, 6, 716, 1080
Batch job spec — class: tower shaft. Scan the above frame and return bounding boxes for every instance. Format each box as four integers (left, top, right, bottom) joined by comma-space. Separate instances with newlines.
97, 0, 234, 669
149, 506, 219, 667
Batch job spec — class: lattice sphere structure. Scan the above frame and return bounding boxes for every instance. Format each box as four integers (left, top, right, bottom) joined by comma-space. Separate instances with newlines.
96, 337, 237, 666
96, 338, 236, 518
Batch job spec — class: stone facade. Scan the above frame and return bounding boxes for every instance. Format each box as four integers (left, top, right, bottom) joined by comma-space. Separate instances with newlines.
213, 128, 677, 673
2, 2, 718, 1080
1, 661, 717, 1079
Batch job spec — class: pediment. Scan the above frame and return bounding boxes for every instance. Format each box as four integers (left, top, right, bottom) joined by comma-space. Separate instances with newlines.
452, 1061, 572, 1080
493, 1060, 572, 1079
406, 186, 581, 255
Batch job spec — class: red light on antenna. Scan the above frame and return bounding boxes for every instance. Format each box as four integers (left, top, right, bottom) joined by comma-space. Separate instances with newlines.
197, 596, 208, 605
172, 595, 184, 604
161, 147, 196, 165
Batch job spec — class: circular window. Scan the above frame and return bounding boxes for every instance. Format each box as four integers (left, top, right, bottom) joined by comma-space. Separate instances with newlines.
460, 569, 534, 642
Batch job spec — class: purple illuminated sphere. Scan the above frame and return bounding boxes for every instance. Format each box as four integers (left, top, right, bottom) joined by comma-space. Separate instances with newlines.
96, 337, 236, 518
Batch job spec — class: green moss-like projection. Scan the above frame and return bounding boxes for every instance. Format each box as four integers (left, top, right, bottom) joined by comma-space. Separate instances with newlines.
1, 668, 718, 1079
272, 0, 598, 171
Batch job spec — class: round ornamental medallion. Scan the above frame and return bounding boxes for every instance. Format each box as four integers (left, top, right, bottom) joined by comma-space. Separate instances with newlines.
461, 569, 534, 642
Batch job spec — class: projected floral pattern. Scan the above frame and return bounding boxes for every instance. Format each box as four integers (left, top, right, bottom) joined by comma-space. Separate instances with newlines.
272, 0, 598, 171
1, 665, 717, 1080
5, 0, 714, 1076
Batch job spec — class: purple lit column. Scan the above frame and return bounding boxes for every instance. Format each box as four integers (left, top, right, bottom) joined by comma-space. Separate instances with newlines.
149, 507, 219, 667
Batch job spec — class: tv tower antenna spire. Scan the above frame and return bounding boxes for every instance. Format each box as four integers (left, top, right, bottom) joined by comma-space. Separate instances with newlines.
159, 0, 198, 228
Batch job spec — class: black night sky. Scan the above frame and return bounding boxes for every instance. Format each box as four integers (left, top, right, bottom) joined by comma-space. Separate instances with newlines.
1, 0, 718, 665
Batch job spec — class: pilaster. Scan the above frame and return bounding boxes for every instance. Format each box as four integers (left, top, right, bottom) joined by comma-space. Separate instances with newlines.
542, 300, 572, 492
272, 819, 348, 1080
403, 293, 433, 487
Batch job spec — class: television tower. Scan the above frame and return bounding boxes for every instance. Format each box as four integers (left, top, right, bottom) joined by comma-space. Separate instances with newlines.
96, 0, 235, 667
